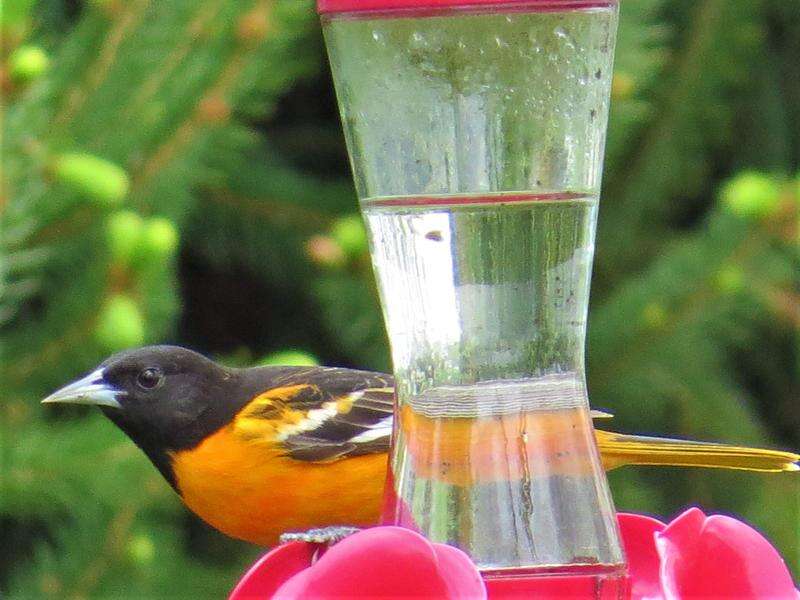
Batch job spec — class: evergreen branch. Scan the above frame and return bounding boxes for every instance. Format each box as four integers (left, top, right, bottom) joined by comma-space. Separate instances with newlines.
121, 0, 229, 121
4, 315, 93, 382
52, 0, 151, 129
1, 278, 41, 302
597, 0, 765, 281
130, 90, 238, 196
605, 0, 670, 171
130, 1, 275, 195
67, 503, 138, 600
3, 252, 164, 384
27, 205, 94, 246
612, 0, 722, 183
4, 264, 157, 384
762, 288, 800, 327
203, 189, 333, 229
591, 224, 763, 392
132, 0, 272, 195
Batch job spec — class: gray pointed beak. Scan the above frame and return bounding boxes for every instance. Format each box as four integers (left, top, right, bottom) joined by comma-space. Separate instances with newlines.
42, 368, 123, 409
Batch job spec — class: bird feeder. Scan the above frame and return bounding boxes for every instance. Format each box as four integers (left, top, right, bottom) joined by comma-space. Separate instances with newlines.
318, 0, 624, 589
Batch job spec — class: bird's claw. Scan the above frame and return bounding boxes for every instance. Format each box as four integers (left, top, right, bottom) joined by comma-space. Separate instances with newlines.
279, 526, 361, 546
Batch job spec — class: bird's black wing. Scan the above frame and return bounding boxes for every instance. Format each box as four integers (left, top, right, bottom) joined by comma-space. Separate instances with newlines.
234, 367, 394, 462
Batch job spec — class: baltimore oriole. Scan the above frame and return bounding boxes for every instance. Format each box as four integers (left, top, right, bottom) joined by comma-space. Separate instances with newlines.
43, 345, 799, 547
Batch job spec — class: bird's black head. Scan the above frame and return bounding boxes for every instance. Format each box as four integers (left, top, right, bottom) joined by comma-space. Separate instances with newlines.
43, 345, 241, 486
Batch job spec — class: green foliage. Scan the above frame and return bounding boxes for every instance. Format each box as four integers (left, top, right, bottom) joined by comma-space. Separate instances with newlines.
135, 217, 180, 266
330, 214, 369, 259
52, 152, 130, 205
106, 210, 145, 265
720, 171, 782, 219
8, 44, 50, 82
259, 349, 320, 367
1, 0, 798, 597
598, 0, 773, 287
95, 294, 146, 352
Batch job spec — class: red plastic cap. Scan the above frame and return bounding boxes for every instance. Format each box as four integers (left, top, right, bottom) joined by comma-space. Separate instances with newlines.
318, 1, 615, 15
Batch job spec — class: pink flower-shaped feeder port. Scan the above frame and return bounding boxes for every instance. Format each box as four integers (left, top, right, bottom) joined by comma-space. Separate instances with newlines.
229, 526, 485, 599
619, 508, 798, 600
231, 509, 798, 599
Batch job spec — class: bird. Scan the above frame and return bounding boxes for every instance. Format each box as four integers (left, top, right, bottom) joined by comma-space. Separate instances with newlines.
42, 345, 799, 547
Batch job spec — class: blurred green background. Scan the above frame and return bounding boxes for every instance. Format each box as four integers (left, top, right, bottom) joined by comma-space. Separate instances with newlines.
1, 0, 798, 597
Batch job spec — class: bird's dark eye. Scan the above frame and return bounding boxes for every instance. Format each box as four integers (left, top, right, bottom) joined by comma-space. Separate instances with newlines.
136, 368, 163, 390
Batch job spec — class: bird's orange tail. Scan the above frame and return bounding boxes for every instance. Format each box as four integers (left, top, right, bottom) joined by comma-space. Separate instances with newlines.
596, 430, 800, 473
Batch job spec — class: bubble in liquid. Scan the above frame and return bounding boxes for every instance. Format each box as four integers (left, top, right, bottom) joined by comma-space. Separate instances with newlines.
409, 31, 425, 49
372, 30, 385, 44
554, 26, 576, 50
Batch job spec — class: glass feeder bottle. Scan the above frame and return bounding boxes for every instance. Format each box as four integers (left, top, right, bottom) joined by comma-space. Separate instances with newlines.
319, 0, 625, 587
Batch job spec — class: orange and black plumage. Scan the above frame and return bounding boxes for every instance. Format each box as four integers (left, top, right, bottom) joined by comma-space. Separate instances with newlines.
43, 345, 799, 547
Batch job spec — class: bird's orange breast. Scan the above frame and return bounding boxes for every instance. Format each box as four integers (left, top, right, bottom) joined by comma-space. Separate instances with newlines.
169, 424, 388, 546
